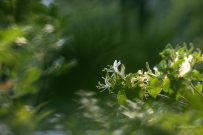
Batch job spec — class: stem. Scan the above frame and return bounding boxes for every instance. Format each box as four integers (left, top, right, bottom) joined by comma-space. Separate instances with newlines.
184, 79, 203, 98
190, 82, 203, 98
180, 95, 191, 105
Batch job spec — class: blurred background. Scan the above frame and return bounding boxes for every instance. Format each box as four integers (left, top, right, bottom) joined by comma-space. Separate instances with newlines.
1, 0, 203, 134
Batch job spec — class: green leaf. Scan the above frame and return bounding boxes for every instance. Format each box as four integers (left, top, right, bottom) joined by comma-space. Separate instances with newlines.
125, 73, 137, 86
175, 91, 181, 100
163, 77, 174, 94
177, 45, 186, 54
195, 84, 203, 93
171, 59, 184, 71
191, 70, 203, 81
117, 90, 128, 105
186, 43, 194, 55
192, 48, 201, 60
23, 67, 41, 84
159, 44, 173, 58
147, 87, 162, 98
147, 76, 163, 98
149, 76, 161, 87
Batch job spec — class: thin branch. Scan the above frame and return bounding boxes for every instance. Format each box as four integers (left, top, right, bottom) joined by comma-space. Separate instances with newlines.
180, 95, 191, 105
190, 82, 203, 98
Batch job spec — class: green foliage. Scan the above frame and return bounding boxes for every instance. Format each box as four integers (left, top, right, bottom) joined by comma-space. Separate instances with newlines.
98, 44, 203, 109
0, 104, 53, 135
1, 0, 203, 134
68, 90, 203, 135
0, 0, 72, 98
0, 1, 73, 134
93, 44, 203, 134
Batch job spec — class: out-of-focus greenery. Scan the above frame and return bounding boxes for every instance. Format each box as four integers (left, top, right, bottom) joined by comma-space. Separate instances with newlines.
67, 90, 203, 135
0, 0, 203, 134
0, 0, 74, 134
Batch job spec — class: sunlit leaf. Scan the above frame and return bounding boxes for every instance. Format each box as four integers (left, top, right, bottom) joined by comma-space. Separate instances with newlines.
175, 91, 181, 100
147, 87, 162, 98
191, 69, 203, 81
125, 73, 137, 87
148, 76, 161, 87
171, 59, 184, 71
163, 77, 174, 94
195, 84, 203, 93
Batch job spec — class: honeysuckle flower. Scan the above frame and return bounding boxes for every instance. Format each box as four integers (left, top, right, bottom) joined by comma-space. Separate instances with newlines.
153, 66, 158, 71
138, 76, 148, 83
131, 78, 137, 83
102, 68, 116, 78
113, 60, 121, 73
103, 76, 112, 86
97, 76, 112, 93
188, 55, 193, 62
125, 73, 132, 78
137, 70, 144, 75
174, 52, 179, 62
179, 55, 193, 77
131, 74, 149, 85
103, 68, 114, 73
119, 64, 125, 78
103, 60, 122, 77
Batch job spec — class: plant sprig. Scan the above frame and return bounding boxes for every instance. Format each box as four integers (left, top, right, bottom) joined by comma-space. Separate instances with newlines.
97, 43, 203, 107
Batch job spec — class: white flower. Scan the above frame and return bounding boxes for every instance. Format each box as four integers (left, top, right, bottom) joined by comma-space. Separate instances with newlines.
153, 66, 158, 71
103, 68, 114, 73
103, 60, 122, 77
97, 77, 112, 92
179, 55, 193, 77
113, 60, 126, 78
120, 64, 125, 78
131, 78, 137, 83
188, 55, 193, 62
113, 60, 121, 73
103, 76, 112, 87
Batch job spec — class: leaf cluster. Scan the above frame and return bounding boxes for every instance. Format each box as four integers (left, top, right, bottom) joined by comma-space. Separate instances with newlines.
98, 43, 203, 109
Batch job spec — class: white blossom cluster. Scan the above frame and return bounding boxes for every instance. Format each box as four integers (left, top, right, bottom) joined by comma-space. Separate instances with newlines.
97, 60, 150, 93
97, 60, 124, 93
